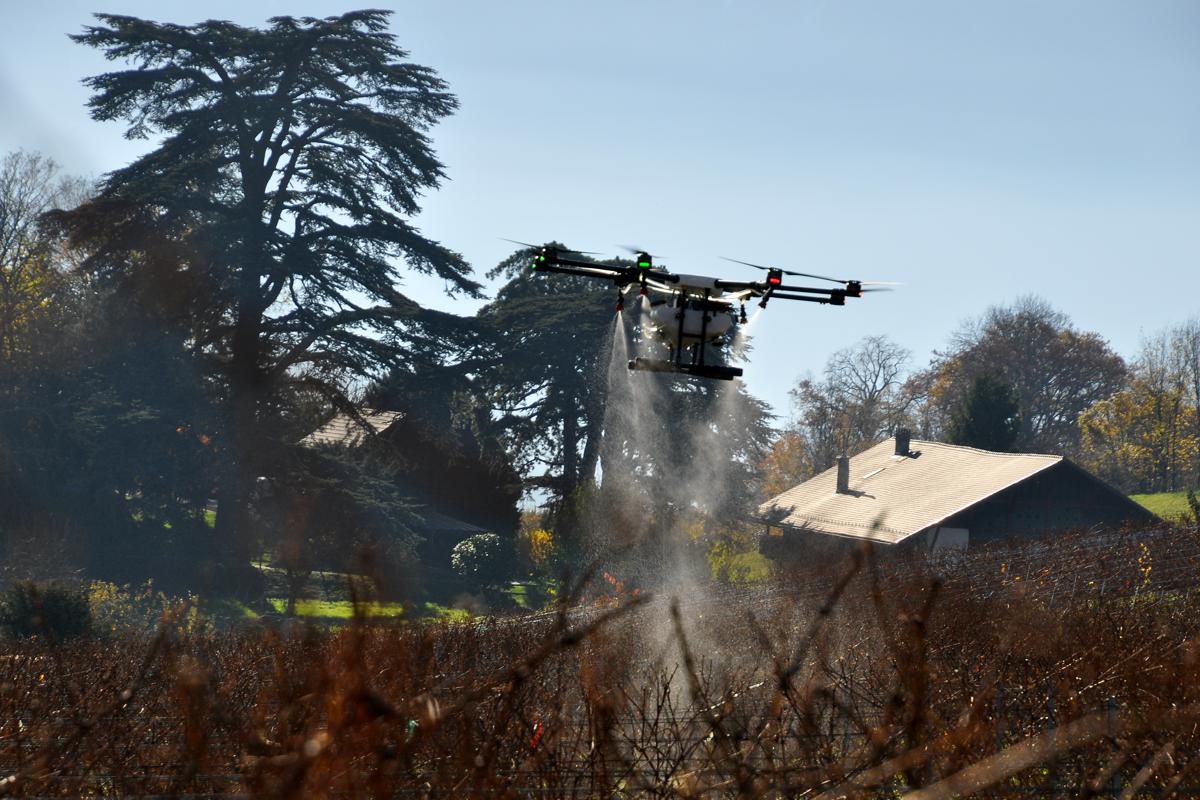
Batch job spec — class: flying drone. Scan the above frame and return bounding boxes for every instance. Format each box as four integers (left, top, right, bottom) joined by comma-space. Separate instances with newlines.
509, 240, 896, 381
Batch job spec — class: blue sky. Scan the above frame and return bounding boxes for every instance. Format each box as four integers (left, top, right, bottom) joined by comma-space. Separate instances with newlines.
2, 1, 1197, 418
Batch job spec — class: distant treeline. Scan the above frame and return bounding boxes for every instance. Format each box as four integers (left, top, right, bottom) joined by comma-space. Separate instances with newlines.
762, 298, 1200, 498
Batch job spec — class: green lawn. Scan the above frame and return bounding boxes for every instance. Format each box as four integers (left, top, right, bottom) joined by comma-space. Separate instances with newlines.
419, 602, 474, 623
202, 596, 261, 622
267, 598, 406, 619
506, 580, 556, 609
1131, 490, 1197, 521
265, 598, 472, 623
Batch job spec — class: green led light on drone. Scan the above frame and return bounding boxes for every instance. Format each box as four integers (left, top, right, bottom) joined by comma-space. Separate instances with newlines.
638, 260, 650, 268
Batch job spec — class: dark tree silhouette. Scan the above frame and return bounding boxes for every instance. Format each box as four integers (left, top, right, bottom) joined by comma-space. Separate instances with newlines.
477, 246, 616, 506
366, 366, 523, 537
61, 11, 478, 584
257, 444, 419, 614
949, 373, 1021, 452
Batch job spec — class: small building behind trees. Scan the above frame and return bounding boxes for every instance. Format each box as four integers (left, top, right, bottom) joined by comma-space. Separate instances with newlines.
757, 429, 1156, 562
300, 408, 519, 596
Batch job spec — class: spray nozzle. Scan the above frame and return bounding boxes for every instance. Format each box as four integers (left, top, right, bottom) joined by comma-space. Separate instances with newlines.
739, 304, 748, 324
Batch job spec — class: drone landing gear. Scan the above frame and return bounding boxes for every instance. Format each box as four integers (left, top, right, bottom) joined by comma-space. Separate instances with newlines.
627, 357, 743, 381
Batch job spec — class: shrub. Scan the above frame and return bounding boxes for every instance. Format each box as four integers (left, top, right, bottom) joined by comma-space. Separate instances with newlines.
517, 526, 557, 570
0, 581, 91, 639
87, 580, 208, 635
450, 532, 513, 587
707, 527, 774, 583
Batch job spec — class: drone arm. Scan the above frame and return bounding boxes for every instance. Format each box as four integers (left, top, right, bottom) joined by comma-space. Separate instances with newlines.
777, 282, 848, 295
643, 277, 683, 294
550, 254, 619, 271
549, 253, 680, 284
771, 291, 847, 306
715, 278, 844, 300
533, 262, 631, 283
713, 279, 759, 292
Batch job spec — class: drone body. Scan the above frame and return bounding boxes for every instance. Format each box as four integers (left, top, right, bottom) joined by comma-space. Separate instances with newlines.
518, 242, 893, 381
647, 286, 735, 344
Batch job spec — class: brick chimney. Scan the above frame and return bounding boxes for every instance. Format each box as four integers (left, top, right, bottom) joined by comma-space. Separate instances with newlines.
836, 454, 850, 494
895, 427, 912, 457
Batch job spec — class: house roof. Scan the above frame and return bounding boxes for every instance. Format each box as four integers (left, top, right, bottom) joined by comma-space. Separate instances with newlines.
299, 408, 403, 447
416, 508, 488, 535
756, 438, 1063, 544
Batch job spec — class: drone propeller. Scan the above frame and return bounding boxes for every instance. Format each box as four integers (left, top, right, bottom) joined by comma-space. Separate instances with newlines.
788, 270, 846, 284
619, 245, 670, 259
720, 256, 791, 273
500, 237, 540, 249
720, 257, 900, 287
500, 238, 603, 256
617, 245, 667, 271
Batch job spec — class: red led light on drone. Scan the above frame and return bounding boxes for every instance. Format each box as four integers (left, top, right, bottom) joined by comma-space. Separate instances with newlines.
767, 269, 783, 286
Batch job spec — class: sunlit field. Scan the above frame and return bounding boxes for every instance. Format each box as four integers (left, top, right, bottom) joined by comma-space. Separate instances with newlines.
1131, 491, 1198, 523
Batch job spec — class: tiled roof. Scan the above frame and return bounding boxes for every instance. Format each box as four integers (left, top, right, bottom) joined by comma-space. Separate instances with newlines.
299, 409, 403, 447
756, 438, 1062, 544
417, 509, 488, 535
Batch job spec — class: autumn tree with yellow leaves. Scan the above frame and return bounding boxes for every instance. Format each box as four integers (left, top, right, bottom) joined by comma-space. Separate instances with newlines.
0, 151, 87, 374
1080, 324, 1200, 493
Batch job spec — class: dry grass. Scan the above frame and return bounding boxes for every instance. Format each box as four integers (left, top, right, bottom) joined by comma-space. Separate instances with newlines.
3, 524, 1200, 798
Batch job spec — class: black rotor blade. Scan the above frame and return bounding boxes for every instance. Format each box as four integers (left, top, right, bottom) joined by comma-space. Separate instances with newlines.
499, 237, 603, 255
720, 256, 773, 271
725, 257, 902, 286
721, 257, 848, 284
793, 273, 901, 285
780, 269, 847, 284
619, 244, 668, 258
499, 237, 541, 249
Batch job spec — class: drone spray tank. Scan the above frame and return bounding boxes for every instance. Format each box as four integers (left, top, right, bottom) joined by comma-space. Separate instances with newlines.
627, 273, 744, 381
